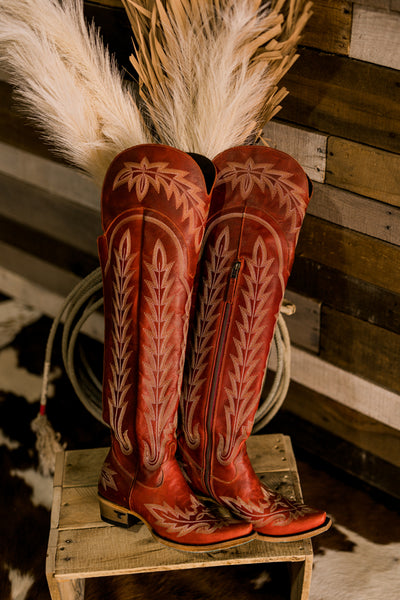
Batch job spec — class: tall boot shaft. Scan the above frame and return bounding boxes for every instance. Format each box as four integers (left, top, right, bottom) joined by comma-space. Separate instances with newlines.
98, 144, 254, 550
179, 145, 331, 541
99, 144, 213, 474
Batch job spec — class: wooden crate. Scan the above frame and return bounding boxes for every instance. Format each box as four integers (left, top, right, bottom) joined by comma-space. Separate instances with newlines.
46, 434, 313, 600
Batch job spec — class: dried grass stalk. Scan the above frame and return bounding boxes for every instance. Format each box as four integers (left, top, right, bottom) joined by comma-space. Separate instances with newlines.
122, 0, 312, 157
0, 0, 152, 183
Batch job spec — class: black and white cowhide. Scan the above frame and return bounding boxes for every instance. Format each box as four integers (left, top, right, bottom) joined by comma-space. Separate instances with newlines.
0, 298, 399, 600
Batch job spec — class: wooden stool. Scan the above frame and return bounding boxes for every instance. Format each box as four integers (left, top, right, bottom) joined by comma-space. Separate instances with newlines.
46, 434, 313, 600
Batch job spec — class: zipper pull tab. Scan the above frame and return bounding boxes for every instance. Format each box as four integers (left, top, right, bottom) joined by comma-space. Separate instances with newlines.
226, 261, 241, 303
231, 261, 241, 279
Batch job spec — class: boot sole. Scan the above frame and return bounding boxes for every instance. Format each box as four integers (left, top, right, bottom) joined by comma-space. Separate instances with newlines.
256, 516, 333, 542
98, 495, 256, 553
196, 494, 332, 543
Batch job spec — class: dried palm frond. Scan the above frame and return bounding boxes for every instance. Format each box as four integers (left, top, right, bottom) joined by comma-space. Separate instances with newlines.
0, 0, 152, 183
122, 0, 312, 157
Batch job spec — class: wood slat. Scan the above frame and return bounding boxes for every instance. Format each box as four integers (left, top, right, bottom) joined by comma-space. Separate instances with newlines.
354, 0, 392, 9
0, 212, 98, 278
283, 380, 400, 468
279, 48, 400, 154
284, 290, 321, 353
268, 409, 400, 499
320, 305, 400, 395
326, 137, 400, 207
262, 120, 326, 182
276, 346, 400, 430
54, 526, 309, 579
288, 256, 400, 335
86, 0, 122, 7
0, 172, 100, 257
350, 5, 400, 69
296, 215, 400, 295
0, 80, 59, 162
0, 247, 104, 342
308, 182, 400, 246
0, 141, 98, 210
302, 0, 352, 55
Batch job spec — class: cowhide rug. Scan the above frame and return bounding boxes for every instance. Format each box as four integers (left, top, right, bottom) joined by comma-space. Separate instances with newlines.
0, 298, 399, 600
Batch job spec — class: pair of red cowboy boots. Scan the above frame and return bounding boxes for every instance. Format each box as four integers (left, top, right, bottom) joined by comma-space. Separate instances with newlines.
97, 143, 331, 551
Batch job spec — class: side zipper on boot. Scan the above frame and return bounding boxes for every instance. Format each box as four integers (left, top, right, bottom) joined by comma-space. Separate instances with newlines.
203, 260, 241, 496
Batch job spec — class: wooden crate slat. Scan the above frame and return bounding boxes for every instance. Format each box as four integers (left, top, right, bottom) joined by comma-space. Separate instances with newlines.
308, 182, 400, 246
262, 121, 326, 182
63, 447, 108, 488
350, 5, 400, 69
296, 215, 400, 296
284, 380, 400, 469
54, 526, 310, 579
58, 486, 104, 532
302, 0, 352, 55
320, 305, 400, 395
326, 137, 400, 207
279, 48, 400, 154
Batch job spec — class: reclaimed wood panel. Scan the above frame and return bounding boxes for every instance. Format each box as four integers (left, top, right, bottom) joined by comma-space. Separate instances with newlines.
0, 173, 100, 257
326, 137, 400, 207
354, 0, 392, 9
268, 409, 400, 499
269, 345, 400, 430
302, 0, 352, 55
288, 256, 400, 334
86, 0, 122, 7
262, 120, 326, 182
308, 182, 400, 246
0, 80, 58, 162
284, 290, 321, 353
283, 380, 400, 468
279, 48, 400, 154
296, 215, 400, 295
350, 5, 400, 69
0, 240, 81, 299
0, 141, 98, 209
0, 213, 98, 277
320, 306, 400, 394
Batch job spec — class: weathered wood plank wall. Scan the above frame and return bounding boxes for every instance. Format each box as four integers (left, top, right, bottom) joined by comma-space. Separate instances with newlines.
0, 0, 399, 495
263, 0, 400, 495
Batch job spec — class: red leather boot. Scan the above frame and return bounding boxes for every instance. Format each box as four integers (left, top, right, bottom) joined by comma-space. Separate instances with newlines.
179, 145, 332, 542
97, 144, 255, 551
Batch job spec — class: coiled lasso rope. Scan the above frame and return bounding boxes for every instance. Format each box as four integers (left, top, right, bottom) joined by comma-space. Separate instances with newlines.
33, 268, 293, 473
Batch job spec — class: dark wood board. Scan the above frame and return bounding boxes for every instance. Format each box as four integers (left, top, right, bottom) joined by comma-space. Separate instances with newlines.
296, 215, 400, 296
326, 137, 400, 207
288, 256, 400, 335
279, 48, 400, 154
282, 380, 400, 468
302, 0, 352, 55
263, 409, 400, 500
320, 305, 400, 395
0, 173, 101, 258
